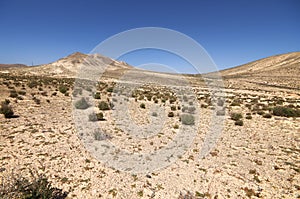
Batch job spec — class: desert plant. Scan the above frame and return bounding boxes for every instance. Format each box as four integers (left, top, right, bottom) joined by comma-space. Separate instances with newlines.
94, 130, 111, 141
96, 112, 105, 121
263, 113, 272, 118
93, 92, 101, 99
98, 101, 110, 111
0, 101, 14, 118
235, 120, 244, 126
273, 106, 300, 117
106, 87, 114, 92
180, 114, 195, 125
0, 170, 68, 199
9, 90, 18, 98
58, 85, 68, 94
230, 112, 242, 121
216, 110, 225, 116
245, 115, 252, 119
171, 105, 177, 111
140, 103, 146, 109
152, 112, 158, 117
168, 112, 174, 117
75, 97, 90, 109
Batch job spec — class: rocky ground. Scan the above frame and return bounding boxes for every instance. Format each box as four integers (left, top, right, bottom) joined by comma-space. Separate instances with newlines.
0, 68, 299, 199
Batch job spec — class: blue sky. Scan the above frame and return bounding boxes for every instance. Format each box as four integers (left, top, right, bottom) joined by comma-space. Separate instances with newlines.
0, 0, 299, 73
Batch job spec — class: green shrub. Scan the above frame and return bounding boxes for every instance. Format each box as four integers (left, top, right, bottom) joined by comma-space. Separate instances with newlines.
58, 85, 68, 94
181, 114, 195, 125
263, 113, 272, 118
98, 101, 110, 110
140, 103, 146, 109
75, 97, 90, 109
0, 101, 14, 118
97, 112, 105, 121
234, 120, 244, 126
273, 106, 300, 117
230, 112, 243, 121
93, 92, 101, 99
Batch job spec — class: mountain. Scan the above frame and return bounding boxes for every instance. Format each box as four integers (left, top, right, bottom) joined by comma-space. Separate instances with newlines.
211, 52, 300, 91
0, 64, 28, 68
0, 52, 133, 78
220, 52, 300, 77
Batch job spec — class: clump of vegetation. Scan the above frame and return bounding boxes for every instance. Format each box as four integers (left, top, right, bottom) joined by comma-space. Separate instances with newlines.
152, 112, 158, 117
98, 101, 110, 111
94, 130, 111, 141
89, 112, 105, 121
0, 100, 14, 118
216, 110, 225, 116
75, 97, 90, 109
180, 114, 195, 125
140, 103, 146, 109
58, 85, 68, 94
94, 92, 101, 99
0, 170, 68, 199
9, 90, 18, 98
234, 120, 244, 126
272, 106, 300, 117
168, 112, 174, 117
106, 87, 114, 93
230, 112, 243, 121
245, 115, 252, 119
263, 113, 272, 118
217, 98, 224, 106
171, 105, 177, 111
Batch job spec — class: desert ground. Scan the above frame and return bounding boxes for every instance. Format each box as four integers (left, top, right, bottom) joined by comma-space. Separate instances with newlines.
0, 52, 299, 198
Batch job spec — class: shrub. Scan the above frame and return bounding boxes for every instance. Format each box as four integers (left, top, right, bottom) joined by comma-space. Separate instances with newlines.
0, 101, 14, 118
257, 110, 265, 115
273, 106, 300, 117
140, 103, 146, 109
230, 112, 243, 121
94, 130, 111, 141
216, 110, 225, 116
18, 90, 26, 96
94, 92, 101, 99
9, 90, 18, 98
245, 115, 252, 119
168, 112, 174, 117
106, 87, 114, 92
97, 112, 105, 121
263, 113, 272, 118
217, 99, 224, 106
0, 170, 68, 199
98, 101, 110, 110
188, 106, 196, 114
234, 120, 244, 126
181, 114, 195, 125
58, 85, 68, 94
75, 97, 90, 109
152, 112, 158, 117
171, 105, 177, 111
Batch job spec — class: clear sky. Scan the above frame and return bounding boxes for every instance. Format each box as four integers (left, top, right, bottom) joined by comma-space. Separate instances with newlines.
0, 0, 299, 73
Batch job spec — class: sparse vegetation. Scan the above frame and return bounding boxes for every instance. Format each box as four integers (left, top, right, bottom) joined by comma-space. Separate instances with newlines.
75, 97, 90, 109
140, 103, 145, 109
0, 170, 68, 199
98, 101, 110, 111
168, 112, 174, 117
0, 100, 14, 118
234, 120, 244, 126
230, 112, 243, 121
180, 114, 195, 125
272, 106, 300, 117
